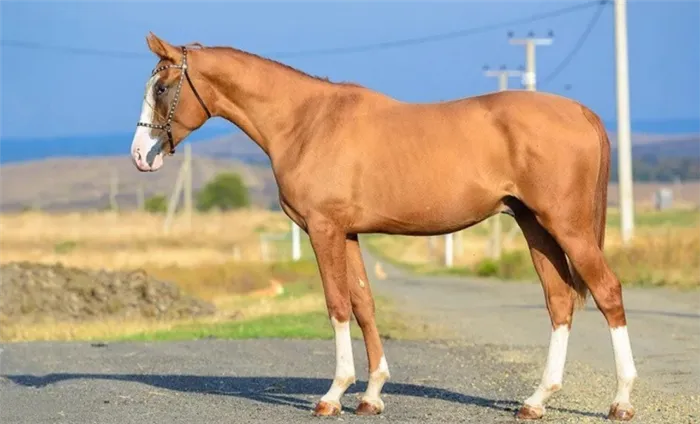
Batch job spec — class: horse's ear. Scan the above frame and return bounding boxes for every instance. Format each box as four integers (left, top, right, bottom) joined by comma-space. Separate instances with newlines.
146, 32, 179, 61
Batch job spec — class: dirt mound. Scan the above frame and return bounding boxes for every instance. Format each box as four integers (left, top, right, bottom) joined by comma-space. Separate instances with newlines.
0, 262, 216, 325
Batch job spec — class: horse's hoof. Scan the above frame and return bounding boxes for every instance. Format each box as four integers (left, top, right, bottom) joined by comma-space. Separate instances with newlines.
515, 404, 544, 420
313, 400, 341, 417
608, 403, 635, 421
355, 398, 384, 415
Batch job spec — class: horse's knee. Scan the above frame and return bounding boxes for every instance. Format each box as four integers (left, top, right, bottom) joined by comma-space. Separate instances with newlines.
547, 290, 575, 328
328, 300, 352, 323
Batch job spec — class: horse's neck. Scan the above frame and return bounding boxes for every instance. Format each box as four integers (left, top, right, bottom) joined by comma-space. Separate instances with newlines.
199, 48, 326, 159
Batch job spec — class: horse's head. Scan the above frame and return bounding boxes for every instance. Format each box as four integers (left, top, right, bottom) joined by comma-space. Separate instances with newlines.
130, 32, 212, 172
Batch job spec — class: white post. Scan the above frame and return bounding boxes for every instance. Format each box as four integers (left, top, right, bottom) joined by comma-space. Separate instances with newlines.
291, 221, 301, 261
444, 233, 454, 268
614, 0, 635, 244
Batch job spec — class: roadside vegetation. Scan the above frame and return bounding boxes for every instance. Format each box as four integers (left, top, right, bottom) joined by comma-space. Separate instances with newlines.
1, 170, 696, 343
365, 207, 700, 289
0, 171, 429, 342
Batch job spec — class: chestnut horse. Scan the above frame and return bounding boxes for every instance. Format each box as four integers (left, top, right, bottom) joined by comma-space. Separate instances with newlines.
130, 33, 637, 421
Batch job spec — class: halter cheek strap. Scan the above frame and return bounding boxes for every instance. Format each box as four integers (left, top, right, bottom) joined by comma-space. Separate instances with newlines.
136, 46, 212, 155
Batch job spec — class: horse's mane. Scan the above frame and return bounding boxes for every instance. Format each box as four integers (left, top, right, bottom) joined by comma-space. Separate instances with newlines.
186, 42, 362, 88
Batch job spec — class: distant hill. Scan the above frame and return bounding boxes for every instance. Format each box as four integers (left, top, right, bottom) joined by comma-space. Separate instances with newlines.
190, 132, 270, 165
0, 155, 280, 213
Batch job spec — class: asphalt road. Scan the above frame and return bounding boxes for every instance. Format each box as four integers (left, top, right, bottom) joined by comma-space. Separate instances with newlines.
1, 252, 698, 424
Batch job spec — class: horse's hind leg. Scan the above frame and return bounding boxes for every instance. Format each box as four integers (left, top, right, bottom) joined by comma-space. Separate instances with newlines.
346, 234, 390, 415
540, 212, 637, 421
511, 204, 577, 420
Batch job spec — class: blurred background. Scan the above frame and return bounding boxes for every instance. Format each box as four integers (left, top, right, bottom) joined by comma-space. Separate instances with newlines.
0, 1, 698, 343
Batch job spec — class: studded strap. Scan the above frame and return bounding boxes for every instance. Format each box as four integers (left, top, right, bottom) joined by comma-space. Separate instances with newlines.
136, 46, 211, 155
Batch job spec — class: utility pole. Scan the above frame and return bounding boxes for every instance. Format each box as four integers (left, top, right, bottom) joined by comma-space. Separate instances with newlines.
508, 30, 554, 91
614, 0, 635, 244
482, 65, 523, 259
483, 64, 524, 92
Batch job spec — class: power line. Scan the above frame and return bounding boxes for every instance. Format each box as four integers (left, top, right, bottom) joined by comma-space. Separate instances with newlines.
1, 1, 601, 60
539, 0, 608, 87
270, 1, 601, 58
0, 40, 151, 59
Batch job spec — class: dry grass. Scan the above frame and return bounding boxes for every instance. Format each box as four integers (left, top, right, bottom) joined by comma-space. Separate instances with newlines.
0, 209, 442, 343
604, 227, 700, 288
366, 207, 700, 288
0, 209, 293, 270
0, 209, 327, 342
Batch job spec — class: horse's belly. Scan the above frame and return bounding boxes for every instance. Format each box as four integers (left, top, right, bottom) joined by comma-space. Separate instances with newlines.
353, 179, 501, 235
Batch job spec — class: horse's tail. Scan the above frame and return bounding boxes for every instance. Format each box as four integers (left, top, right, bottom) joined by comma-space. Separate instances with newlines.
570, 106, 611, 309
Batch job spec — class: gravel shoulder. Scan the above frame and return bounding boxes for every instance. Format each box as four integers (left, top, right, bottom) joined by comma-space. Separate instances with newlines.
1, 251, 698, 424
363, 252, 700, 396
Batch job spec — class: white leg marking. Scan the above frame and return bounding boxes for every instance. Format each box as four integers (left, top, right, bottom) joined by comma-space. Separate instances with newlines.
361, 355, 390, 411
320, 317, 356, 406
524, 325, 570, 412
611, 326, 637, 406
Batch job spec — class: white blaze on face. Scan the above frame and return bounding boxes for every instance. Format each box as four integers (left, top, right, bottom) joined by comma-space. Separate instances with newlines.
131, 75, 165, 172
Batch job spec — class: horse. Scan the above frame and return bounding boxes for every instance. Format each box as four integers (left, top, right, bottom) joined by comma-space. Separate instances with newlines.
129, 32, 637, 421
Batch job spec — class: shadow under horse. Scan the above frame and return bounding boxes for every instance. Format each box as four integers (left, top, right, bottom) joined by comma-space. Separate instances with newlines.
5, 373, 605, 419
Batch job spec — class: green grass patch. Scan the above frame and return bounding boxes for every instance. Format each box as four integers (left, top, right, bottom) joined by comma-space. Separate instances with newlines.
53, 240, 78, 254
116, 290, 438, 342
120, 311, 335, 342
606, 208, 699, 228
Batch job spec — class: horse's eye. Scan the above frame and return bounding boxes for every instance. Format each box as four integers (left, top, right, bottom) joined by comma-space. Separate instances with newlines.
155, 84, 167, 96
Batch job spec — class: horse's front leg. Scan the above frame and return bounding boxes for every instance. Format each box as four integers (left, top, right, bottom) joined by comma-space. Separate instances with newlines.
346, 234, 390, 415
307, 218, 355, 417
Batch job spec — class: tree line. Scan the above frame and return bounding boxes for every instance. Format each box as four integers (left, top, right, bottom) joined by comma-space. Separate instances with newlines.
145, 172, 251, 213
609, 156, 700, 183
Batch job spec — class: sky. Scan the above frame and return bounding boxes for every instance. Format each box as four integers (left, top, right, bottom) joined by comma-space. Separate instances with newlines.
1, 0, 699, 142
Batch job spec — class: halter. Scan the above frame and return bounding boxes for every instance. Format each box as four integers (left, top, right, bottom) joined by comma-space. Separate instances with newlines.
136, 46, 212, 155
